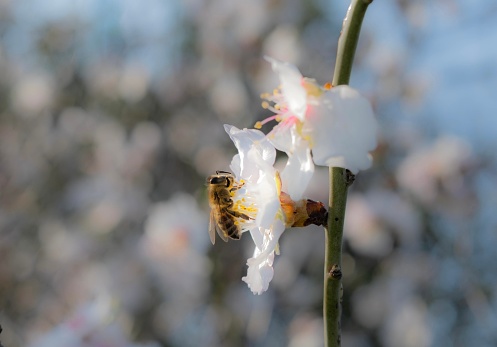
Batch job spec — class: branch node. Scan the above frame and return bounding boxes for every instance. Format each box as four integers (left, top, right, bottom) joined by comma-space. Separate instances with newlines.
344, 169, 356, 187
328, 264, 343, 280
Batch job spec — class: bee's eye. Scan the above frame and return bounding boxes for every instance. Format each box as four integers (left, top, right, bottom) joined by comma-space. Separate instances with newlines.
225, 178, 231, 187
210, 177, 226, 185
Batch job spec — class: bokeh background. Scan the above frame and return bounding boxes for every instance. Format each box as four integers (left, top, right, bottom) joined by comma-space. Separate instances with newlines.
1, 0, 497, 346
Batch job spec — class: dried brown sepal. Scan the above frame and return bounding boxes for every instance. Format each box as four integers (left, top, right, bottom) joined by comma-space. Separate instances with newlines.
279, 192, 328, 228
300, 199, 328, 227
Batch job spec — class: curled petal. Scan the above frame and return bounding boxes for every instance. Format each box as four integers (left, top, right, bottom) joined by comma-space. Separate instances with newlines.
243, 220, 285, 295
243, 252, 275, 295
249, 226, 264, 250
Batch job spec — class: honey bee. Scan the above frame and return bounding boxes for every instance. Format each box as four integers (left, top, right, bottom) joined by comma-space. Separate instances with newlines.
206, 171, 251, 244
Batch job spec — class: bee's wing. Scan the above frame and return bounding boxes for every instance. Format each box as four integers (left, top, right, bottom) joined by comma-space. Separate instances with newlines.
216, 222, 229, 243
209, 211, 217, 245
209, 211, 229, 244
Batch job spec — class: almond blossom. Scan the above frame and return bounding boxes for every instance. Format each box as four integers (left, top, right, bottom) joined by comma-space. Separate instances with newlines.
223, 124, 297, 294
258, 57, 378, 198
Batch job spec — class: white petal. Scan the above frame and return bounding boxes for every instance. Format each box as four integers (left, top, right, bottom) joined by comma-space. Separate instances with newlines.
229, 154, 242, 178
267, 119, 297, 154
265, 57, 307, 121
257, 193, 280, 229
307, 85, 378, 173
268, 121, 314, 200
224, 124, 276, 163
249, 226, 265, 250
225, 124, 277, 178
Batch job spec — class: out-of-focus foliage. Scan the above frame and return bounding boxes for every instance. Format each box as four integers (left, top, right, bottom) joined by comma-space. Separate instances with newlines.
1, 0, 497, 346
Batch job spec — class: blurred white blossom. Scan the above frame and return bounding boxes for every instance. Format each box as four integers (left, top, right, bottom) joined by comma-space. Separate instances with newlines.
287, 314, 324, 347
28, 296, 159, 347
141, 193, 210, 302
345, 194, 394, 257
12, 72, 55, 116
382, 297, 431, 347
345, 190, 422, 256
396, 136, 473, 206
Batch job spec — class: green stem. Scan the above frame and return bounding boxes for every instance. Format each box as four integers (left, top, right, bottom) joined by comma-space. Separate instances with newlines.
332, 0, 373, 87
324, 1, 373, 346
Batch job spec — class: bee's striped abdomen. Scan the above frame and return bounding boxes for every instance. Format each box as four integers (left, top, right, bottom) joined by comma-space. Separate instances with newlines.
219, 211, 241, 240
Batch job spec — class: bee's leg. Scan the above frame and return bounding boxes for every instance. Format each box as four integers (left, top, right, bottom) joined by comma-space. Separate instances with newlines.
230, 181, 245, 193
226, 209, 251, 220
222, 197, 234, 208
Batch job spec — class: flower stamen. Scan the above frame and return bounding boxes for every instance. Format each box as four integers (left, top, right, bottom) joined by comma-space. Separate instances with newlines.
254, 115, 282, 129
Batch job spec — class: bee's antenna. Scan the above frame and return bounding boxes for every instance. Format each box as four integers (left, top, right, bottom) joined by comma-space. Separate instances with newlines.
216, 170, 231, 175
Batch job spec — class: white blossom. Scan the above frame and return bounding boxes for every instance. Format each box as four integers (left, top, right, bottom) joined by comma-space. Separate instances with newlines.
260, 57, 378, 187
224, 125, 289, 294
